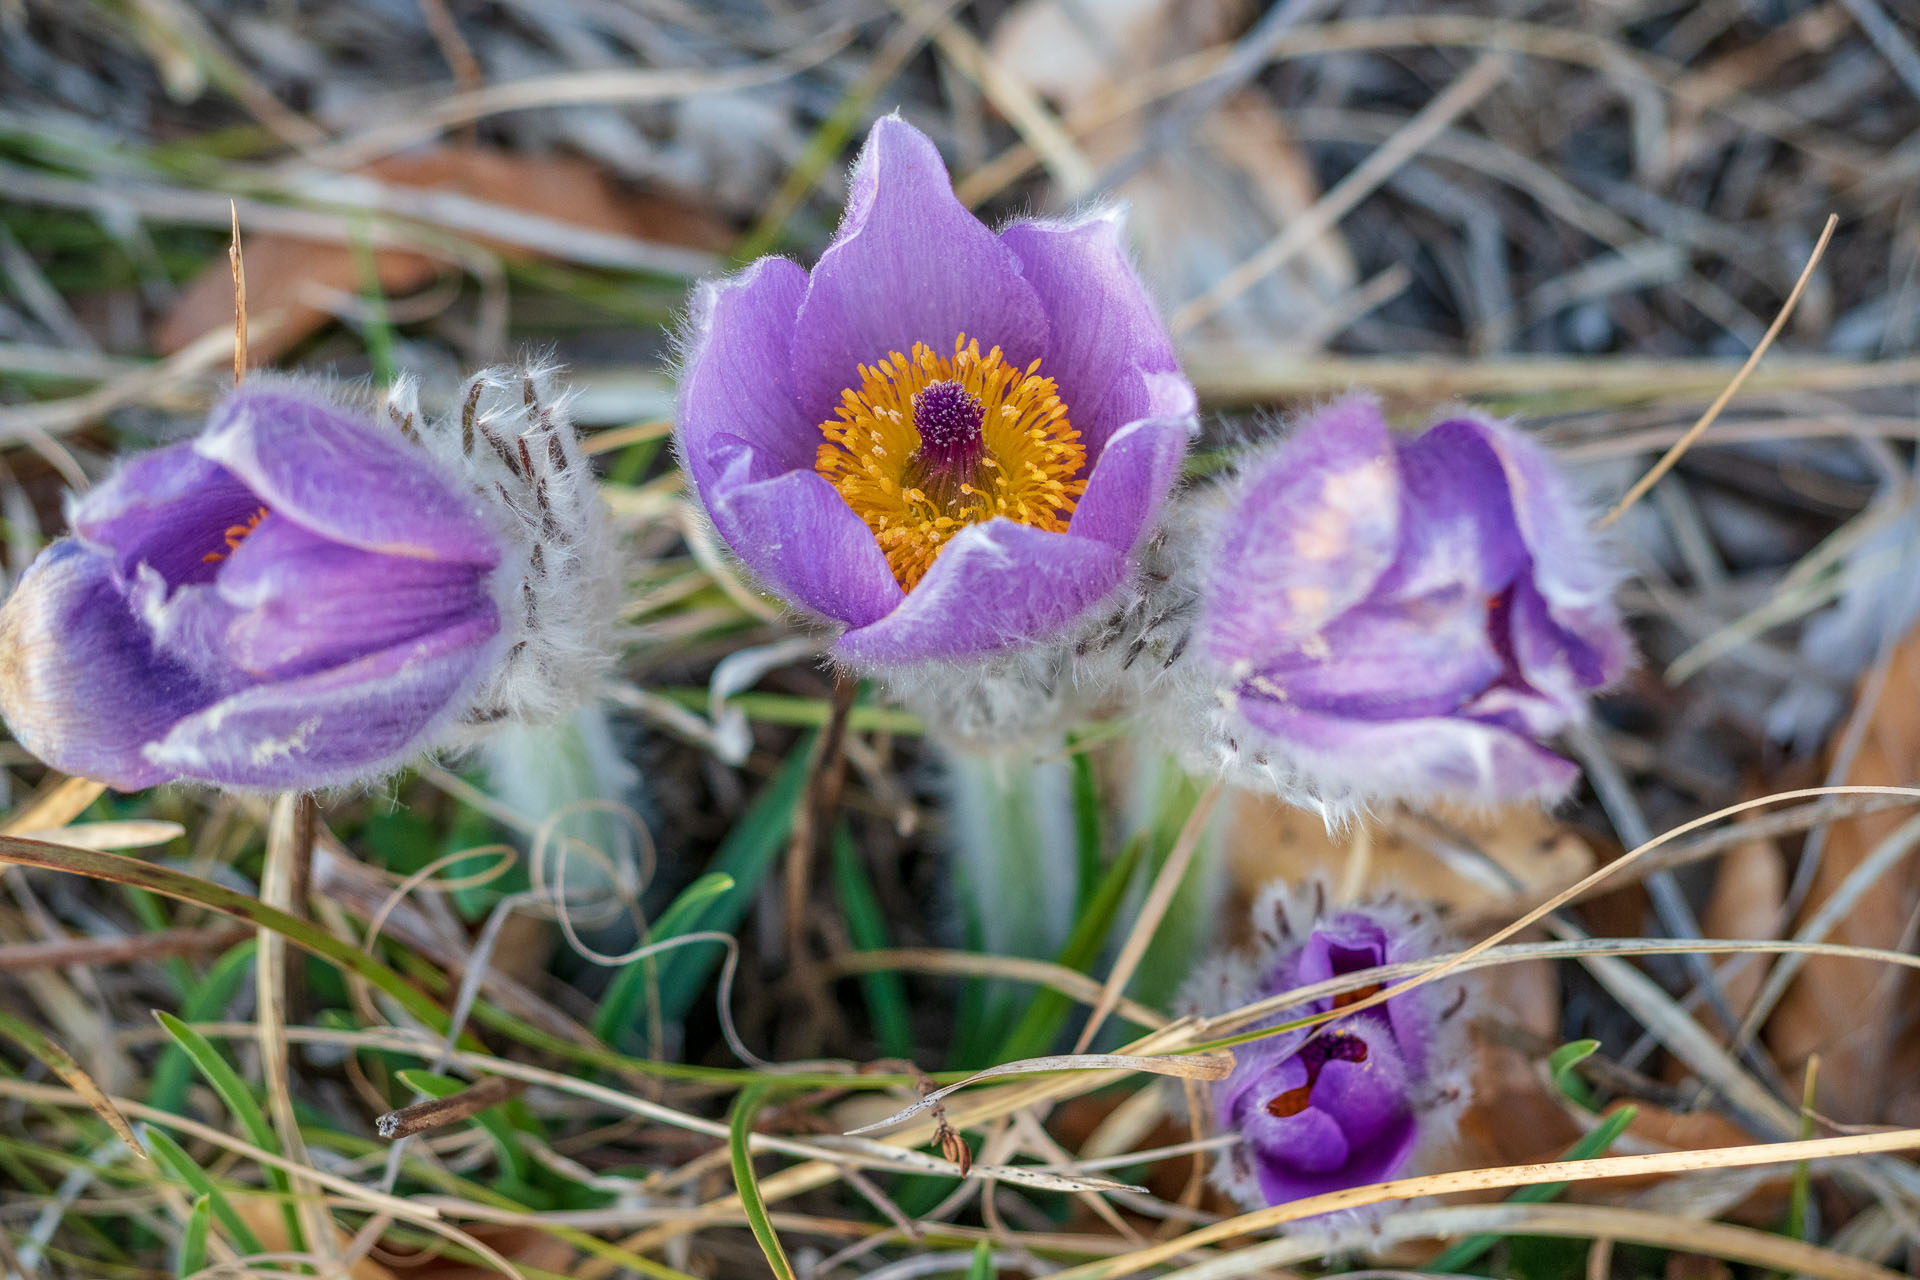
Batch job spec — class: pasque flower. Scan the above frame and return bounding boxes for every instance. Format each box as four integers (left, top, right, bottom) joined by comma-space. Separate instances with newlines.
0, 366, 611, 791
1181, 397, 1630, 811
676, 115, 1195, 666
1179, 885, 1470, 1212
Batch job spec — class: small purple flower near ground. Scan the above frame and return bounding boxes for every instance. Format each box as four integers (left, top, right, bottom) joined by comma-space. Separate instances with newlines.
675, 115, 1196, 667
1179, 884, 1471, 1213
1183, 396, 1631, 811
0, 367, 611, 791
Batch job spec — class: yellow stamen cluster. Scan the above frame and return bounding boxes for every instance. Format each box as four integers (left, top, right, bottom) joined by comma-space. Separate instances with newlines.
202, 506, 269, 564
815, 335, 1086, 591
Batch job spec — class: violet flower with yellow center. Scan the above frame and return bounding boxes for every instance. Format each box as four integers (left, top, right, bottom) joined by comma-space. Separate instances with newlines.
676, 115, 1195, 665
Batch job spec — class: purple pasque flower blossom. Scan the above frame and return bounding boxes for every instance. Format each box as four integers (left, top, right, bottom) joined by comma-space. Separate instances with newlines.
1179, 884, 1470, 1212
0, 367, 610, 792
1187, 396, 1631, 811
675, 115, 1195, 667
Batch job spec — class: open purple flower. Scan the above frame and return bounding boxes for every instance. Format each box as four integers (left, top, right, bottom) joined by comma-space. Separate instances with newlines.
0, 368, 610, 791
676, 116, 1195, 666
1180, 885, 1469, 1212
1189, 397, 1630, 810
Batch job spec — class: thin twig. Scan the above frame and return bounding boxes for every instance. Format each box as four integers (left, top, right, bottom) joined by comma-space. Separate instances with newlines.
1599, 213, 1839, 527
377, 1076, 527, 1140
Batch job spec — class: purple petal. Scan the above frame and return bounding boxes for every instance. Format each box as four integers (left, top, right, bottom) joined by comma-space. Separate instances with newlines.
1506, 577, 1625, 702
143, 610, 501, 789
1307, 1051, 1417, 1174
1250, 595, 1505, 720
0, 541, 218, 790
1067, 417, 1191, 553
705, 450, 904, 627
1450, 414, 1612, 600
789, 117, 1049, 424
998, 208, 1188, 456
1201, 399, 1401, 669
195, 382, 502, 566
1248, 1105, 1350, 1184
69, 443, 265, 589
1375, 419, 1530, 601
1238, 698, 1580, 803
835, 520, 1124, 665
676, 255, 815, 496
140, 517, 499, 682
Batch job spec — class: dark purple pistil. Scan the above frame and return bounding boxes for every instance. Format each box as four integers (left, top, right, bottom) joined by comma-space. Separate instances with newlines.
912, 380, 986, 474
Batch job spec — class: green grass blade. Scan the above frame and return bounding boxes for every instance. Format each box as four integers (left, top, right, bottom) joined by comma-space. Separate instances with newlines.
993, 830, 1148, 1064
1068, 735, 1103, 918
656, 734, 814, 1023
1548, 1038, 1601, 1108
144, 1128, 264, 1256
594, 872, 735, 1048
964, 1239, 994, 1280
153, 1012, 277, 1154
831, 822, 912, 1058
150, 940, 257, 1116
176, 1194, 210, 1277
153, 1011, 300, 1250
728, 1084, 796, 1280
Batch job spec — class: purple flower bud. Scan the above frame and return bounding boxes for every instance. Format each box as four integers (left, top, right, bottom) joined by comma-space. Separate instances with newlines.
0, 367, 612, 791
1183, 397, 1631, 811
675, 115, 1196, 667
1179, 885, 1471, 1212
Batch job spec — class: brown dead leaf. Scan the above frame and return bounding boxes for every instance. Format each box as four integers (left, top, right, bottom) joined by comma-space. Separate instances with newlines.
156, 147, 731, 363
1698, 828, 1787, 1034
1768, 626, 1920, 1124
1220, 789, 1597, 921
1458, 955, 1582, 1170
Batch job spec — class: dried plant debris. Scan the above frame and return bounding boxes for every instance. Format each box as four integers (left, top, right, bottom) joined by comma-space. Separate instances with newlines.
4, 2, 1920, 1279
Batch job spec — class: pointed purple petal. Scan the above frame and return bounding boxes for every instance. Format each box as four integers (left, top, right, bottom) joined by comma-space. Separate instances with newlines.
195, 383, 501, 566
676, 255, 815, 496
0, 541, 218, 790
835, 520, 1124, 665
1200, 398, 1402, 669
143, 609, 501, 789
790, 117, 1049, 424
705, 449, 904, 627
1066, 416, 1192, 554
999, 208, 1189, 456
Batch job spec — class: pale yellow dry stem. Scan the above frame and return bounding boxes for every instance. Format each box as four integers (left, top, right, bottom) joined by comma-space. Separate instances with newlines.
229, 201, 246, 387
896, 0, 1095, 198
1147, 1204, 1900, 1280
260, 794, 337, 1270
1599, 213, 1838, 527
1048, 1129, 1920, 1280
1179, 352, 1920, 406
